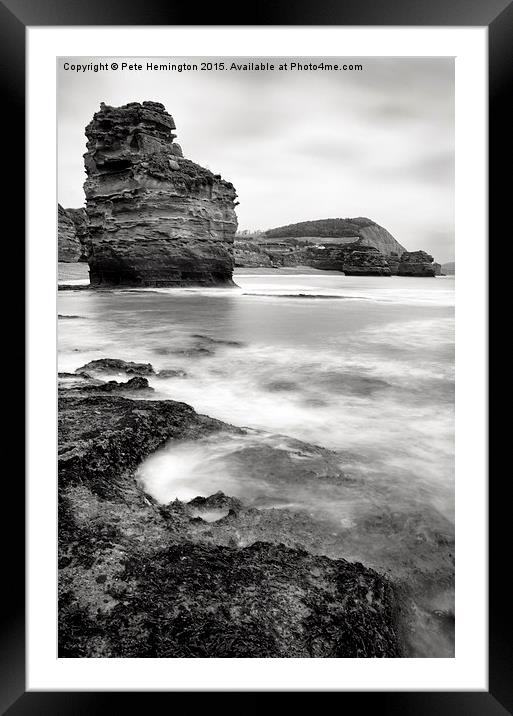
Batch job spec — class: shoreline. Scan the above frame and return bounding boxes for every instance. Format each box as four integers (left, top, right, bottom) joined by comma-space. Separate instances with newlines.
57, 262, 454, 289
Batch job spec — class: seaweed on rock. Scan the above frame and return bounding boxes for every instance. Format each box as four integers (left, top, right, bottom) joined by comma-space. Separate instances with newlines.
58, 390, 402, 658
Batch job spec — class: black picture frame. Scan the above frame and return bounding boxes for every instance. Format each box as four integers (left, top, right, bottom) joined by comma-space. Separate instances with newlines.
2, 0, 506, 711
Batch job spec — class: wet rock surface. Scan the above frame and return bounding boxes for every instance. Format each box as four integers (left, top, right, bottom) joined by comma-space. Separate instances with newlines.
83, 101, 238, 287
76, 358, 156, 376
58, 390, 402, 658
58, 393, 231, 500
155, 368, 188, 379
316, 371, 390, 396
58, 372, 105, 390
191, 334, 245, 348
137, 425, 454, 657
186, 490, 243, 519
154, 333, 245, 360
64, 376, 154, 394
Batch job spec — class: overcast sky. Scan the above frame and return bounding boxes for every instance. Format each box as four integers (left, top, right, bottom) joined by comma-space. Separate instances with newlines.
58, 57, 454, 262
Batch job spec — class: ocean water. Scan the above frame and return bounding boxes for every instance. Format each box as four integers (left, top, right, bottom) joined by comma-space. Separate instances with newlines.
58, 268, 455, 656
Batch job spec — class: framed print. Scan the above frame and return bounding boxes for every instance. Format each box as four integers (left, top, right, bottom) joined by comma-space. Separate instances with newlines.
1, 0, 507, 710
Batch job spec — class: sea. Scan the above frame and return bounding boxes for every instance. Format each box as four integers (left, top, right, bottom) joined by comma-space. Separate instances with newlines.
58, 264, 455, 657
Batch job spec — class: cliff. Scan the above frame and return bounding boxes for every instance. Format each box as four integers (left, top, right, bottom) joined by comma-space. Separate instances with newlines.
301, 240, 391, 275
58, 204, 86, 262
264, 217, 407, 257
234, 237, 391, 275
233, 217, 407, 273
83, 101, 238, 287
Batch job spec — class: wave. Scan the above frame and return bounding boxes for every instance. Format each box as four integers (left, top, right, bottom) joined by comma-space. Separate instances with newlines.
242, 292, 369, 300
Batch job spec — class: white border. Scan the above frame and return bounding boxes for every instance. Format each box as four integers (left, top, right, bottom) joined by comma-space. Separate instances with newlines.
27, 27, 487, 691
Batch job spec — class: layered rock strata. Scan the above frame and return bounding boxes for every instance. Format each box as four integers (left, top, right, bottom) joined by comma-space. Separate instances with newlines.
303, 241, 391, 275
341, 245, 392, 276
83, 101, 238, 287
397, 250, 437, 277
234, 238, 391, 275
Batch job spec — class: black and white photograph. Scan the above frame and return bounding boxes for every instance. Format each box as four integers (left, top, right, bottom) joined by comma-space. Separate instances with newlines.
56, 56, 456, 659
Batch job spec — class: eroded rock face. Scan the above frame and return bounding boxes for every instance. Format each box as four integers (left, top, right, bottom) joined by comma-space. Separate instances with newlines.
397, 250, 436, 277
341, 245, 391, 276
84, 101, 238, 287
58, 205, 83, 262
234, 237, 392, 275
302, 240, 391, 275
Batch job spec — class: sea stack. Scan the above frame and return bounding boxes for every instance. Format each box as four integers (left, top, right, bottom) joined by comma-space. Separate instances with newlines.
83, 101, 238, 287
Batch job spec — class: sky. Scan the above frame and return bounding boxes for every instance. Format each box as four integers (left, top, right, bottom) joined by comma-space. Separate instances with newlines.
58, 57, 454, 263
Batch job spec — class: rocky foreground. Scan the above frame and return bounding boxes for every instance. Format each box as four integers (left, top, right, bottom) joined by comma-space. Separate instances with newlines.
58, 367, 402, 658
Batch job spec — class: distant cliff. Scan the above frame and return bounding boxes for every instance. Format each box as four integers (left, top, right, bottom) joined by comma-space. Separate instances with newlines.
442, 261, 455, 275
233, 216, 408, 274
264, 217, 407, 257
